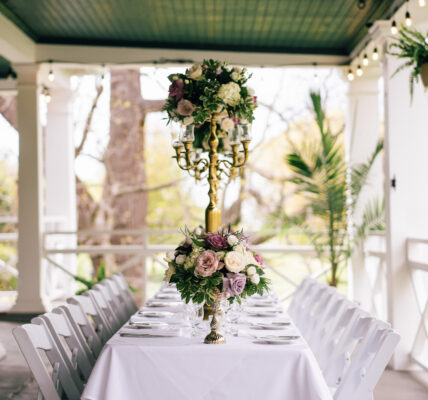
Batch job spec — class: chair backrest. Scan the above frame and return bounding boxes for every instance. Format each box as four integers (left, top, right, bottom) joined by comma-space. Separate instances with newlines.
85, 289, 121, 334
309, 294, 348, 353
334, 323, 400, 400
301, 286, 336, 340
103, 278, 133, 320
34, 312, 95, 382
67, 294, 113, 344
110, 273, 138, 314
323, 313, 384, 387
317, 304, 360, 370
288, 277, 316, 320
13, 323, 82, 400
56, 303, 103, 358
93, 281, 128, 325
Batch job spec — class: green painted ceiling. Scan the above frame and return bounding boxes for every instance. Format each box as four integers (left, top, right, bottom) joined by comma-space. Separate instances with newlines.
0, 0, 403, 77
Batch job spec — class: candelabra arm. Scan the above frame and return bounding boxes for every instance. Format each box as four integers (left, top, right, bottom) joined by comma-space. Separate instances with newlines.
234, 140, 250, 168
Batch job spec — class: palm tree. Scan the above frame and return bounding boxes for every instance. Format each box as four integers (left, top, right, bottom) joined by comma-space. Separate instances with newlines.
285, 92, 383, 286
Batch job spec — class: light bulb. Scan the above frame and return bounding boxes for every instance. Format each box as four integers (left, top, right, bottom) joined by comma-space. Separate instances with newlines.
391, 20, 398, 35
7, 69, 13, 80
347, 69, 354, 81
363, 54, 369, 66
372, 48, 379, 60
356, 65, 363, 77
405, 11, 412, 26
45, 93, 51, 103
48, 69, 54, 82
419, 0, 425, 7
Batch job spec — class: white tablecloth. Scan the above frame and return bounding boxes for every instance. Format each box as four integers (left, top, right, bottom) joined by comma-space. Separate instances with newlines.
82, 316, 332, 400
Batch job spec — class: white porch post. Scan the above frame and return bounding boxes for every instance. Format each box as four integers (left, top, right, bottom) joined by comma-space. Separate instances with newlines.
347, 67, 383, 312
12, 63, 46, 313
44, 81, 77, 304
371, 21, 428, 370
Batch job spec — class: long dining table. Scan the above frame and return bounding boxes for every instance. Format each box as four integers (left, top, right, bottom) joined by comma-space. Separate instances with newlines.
81, 288, 332, 400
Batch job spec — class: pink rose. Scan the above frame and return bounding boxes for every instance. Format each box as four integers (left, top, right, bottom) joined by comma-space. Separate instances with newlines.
177, 99, 196, 116
254, 254, 263, 265
169, 80, 184, 100
195, 250, 220, 277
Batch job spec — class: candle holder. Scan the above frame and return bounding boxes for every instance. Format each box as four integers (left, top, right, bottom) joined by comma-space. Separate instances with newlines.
172, 117, 251, 233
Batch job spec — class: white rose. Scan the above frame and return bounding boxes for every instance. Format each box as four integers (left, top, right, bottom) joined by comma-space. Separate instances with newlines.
164, 263, 176, 282
175, 254, 186, 265
172, 75, 178, 81
220, 118, 234, 132
194, 226, 203, 235
227, 235, 238, 246
245, 252, 257, 267
247, 87, 255, 96
224, 251, 245, 273
247, 266, 257, 276
187, 64, 203, 80
184, 79, 189, 84
183, 116, 194, 125
250, 274, 260, 284
231, 71, 240, 81
218, 82, 241, 107
165, 251, 175, 262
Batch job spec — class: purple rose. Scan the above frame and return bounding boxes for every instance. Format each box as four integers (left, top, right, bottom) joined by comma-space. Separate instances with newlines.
195, 250, 220, 277
206, 234, 228, 250
216, 67, 222, 75
169, 80, 184, 100
222, 273, 246, 297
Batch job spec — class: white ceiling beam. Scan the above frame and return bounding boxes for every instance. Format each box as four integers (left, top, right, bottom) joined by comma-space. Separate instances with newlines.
0, 13, 35, 63
36, 44, 348, 68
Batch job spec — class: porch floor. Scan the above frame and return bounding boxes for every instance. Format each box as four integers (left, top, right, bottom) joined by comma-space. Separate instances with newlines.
0, 321, 427, 399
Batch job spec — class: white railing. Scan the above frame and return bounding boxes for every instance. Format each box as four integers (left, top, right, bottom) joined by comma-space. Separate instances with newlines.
406, 238, 428, 371
42, 228, 334, 303
362, 231, 388, 321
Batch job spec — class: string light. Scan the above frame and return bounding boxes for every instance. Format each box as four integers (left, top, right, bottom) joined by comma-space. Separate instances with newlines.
405, 11, 412, 26
48, 60, 54, 82
419, 0, 425, 7
391, 20, 398, 34
347, 69, 354, 81
42, 86, 51, 103
363, 53, 369, 66
356, 65, 363, 77
372, 47, 379, 60
7, 69, 13, 80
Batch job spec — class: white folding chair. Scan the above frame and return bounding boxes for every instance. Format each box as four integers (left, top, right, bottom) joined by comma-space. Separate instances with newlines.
93, 281, 129, 325
33, 312, 95, 382
334, 323, 400, 400
110, 273, 138, 314
293, 281, 329, 334
307, 292, 348, 350
288, 277, 316, 319
103, 277, 133, 320
85, 289, 122, 333
316, 304, 360, 369
68, 294, 113, 344
13, 323, 82, 400
56, 303, 103, 359
323, 314, 388, 388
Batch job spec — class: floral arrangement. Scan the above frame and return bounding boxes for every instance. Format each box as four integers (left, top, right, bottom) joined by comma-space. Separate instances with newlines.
164, 227, 269, 305
163, 59, 258, 151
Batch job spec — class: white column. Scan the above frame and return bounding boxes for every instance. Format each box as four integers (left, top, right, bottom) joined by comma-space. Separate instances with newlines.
347, 67, 383, 312
44, 83, 77, 304
12, 63, 46, 313
371, 21, 428, 370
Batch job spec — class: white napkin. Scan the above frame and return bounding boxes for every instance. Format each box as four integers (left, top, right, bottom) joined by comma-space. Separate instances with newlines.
119, 327, 183, 337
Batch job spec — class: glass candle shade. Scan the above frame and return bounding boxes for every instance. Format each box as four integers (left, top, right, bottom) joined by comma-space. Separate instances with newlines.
181, 124, 195, 143
240, 124, 252, 141
229, 125, 241, 145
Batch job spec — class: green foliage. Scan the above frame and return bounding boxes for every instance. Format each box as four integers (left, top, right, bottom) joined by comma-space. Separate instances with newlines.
163, 59, 257, 151
283, 91, 383, 286
388, 25, 428, 99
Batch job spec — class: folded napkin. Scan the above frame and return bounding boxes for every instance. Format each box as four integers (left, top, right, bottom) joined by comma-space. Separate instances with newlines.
130, 315, 188, 326
119, 327, 183, 337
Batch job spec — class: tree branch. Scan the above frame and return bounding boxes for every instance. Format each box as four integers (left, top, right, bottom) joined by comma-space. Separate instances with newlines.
75, 84, 104, 157
113, 178, 183, 198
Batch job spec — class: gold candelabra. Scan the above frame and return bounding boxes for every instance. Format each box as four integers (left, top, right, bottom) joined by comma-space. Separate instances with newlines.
172, 116, 251, 233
